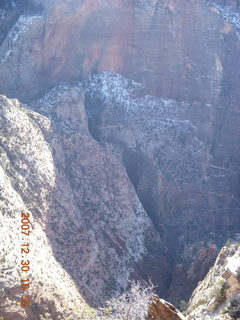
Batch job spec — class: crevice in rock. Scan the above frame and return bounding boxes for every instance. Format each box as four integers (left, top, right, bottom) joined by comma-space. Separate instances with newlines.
84, 90, 166, 240
85, 101, 163, 236
84, 94, 105, 143
122, 148, 162, 234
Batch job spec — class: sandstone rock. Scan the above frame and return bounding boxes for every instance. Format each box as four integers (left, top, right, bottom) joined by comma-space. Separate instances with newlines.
0, 70, 239, 317
0, 87, 166, 317
30, 83, 167, 305
149, 297, 186, 320
0, 0, 240, 317
0, 0, 240, 105
84, 71, 240, 303
167, 244, 218, 304
187, 243, 240, 320
0, 94, 88, 319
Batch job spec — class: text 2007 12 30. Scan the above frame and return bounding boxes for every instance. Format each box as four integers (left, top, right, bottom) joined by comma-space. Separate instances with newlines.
20, 211, 31, 308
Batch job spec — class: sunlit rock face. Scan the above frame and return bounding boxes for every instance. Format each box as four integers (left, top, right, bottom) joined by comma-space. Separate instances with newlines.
187, 243, 240, 320
0, 95, 88, 319
0, 87, 167, 317
0, 0, 240, 104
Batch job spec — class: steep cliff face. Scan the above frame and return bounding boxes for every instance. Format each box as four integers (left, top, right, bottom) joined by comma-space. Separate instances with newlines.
0, 87, 169, 318
84, 71, 240, 303
0, 0, 240, 318
0, 95, 88, 319
0, 0, 240, 104
187, 243, 240, 320
30, 84, 168, 304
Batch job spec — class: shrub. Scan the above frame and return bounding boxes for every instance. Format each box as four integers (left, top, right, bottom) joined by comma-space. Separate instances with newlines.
178, 299, 188, 312
225, 240, 231, 247
41, 281, 155, 320
188, 299, 207, 314
103, 280, 155, 320
208, 279, 227, 312
214, 282, 227, 305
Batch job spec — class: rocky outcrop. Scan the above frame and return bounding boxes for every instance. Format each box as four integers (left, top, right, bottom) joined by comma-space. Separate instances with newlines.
0, 87, 167, 317
30, 83, 167, 305
0, 95, 88, 319
0, 0, 240, 317
84, 71, 240, 303
1, 67, 239, 316
207, 0, 240, 39
149, 298, 186, 320
187, 242, 240, 320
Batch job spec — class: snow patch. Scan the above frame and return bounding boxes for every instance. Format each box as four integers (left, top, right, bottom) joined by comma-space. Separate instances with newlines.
208, 1, 240, 39
86, 71, 188, 119
227, 251, 240, 277
1, 15, 44, 63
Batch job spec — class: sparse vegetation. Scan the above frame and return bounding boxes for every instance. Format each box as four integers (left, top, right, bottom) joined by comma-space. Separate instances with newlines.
214, 281, 227, 305
102, 280, 155, 320
225, 240, 231, 247
40, 314, 55, 320
40, 281, 155, 320
207, 279, 227, 312
0, 256, 6, 264
187, 299, 207, 314
178, 299, 188, 313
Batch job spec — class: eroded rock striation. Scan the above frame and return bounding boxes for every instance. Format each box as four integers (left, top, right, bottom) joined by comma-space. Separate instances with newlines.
0, 87, 167, 317
0, 0, 240, 104
0, 0, 240, 318
84, 71, 240, 303
0, 95, 87, 319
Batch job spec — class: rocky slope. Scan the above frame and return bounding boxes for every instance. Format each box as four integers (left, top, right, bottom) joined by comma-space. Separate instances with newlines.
1, 72, 239, 318
0, 88, 167, 318
0, 95, 88, 319
84, 70, 240, 303
187, 242, 240, 320
30, 83, 167, 305
0, 0, 240, 319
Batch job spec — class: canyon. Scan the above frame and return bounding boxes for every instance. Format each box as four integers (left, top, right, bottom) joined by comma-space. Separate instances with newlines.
0, 0, 240, 319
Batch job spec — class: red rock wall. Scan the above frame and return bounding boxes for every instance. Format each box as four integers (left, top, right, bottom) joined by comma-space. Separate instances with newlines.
1, 0, 240, 105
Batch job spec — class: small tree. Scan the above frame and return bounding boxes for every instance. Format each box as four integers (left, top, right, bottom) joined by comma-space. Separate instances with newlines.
40, 281, 155, 320
178, 299, 188, 312
102, 280, 155, 320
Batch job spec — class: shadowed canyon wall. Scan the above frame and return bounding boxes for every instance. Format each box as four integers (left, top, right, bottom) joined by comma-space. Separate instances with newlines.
0, 0, 240, 316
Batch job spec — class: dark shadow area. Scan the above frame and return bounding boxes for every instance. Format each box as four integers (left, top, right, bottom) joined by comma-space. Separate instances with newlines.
122, 149, 162, 233
0, 0, 44, 46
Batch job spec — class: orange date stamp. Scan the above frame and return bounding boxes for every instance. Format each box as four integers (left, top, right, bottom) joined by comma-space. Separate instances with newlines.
20, 211, 31, 308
